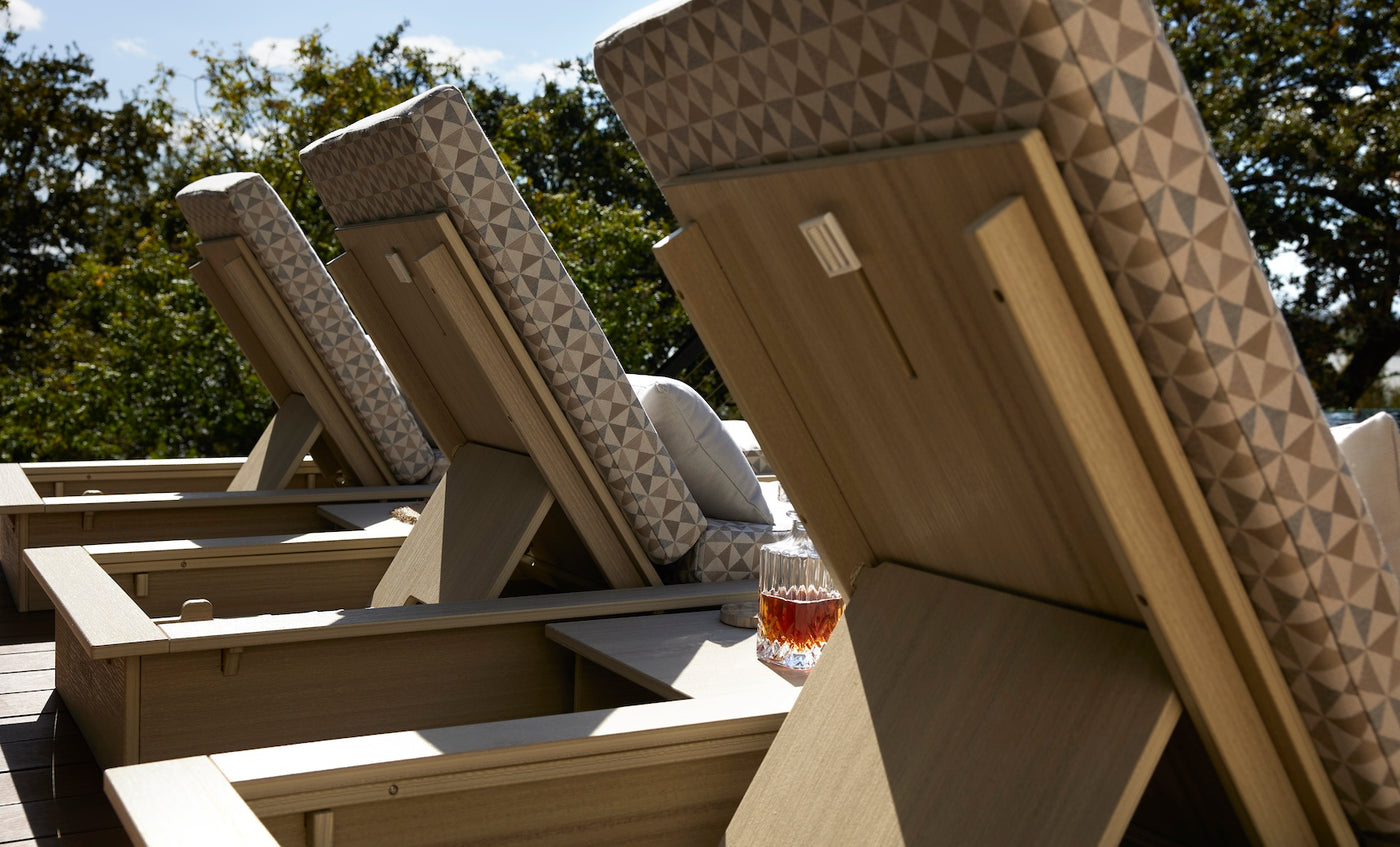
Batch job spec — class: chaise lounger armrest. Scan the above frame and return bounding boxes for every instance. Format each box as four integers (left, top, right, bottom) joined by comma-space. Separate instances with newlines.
107, 694, 791, 845
28, 543, 755, 661
154, 580, 757, 653
16, 456, 324, 496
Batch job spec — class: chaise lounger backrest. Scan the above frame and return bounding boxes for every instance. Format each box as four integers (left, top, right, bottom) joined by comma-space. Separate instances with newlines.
177, 173, 440, 487
595, 0, 1400, 836
299, 87, 778, 583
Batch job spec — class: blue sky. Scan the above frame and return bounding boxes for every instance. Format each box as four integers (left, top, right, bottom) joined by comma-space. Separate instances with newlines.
5, 0, 653, 104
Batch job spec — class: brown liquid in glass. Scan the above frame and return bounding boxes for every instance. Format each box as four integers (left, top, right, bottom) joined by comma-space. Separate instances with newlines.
758, 590, 844, 651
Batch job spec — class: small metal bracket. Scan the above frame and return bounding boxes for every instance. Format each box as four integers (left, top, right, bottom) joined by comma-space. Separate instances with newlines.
134, 573, 149, 598
799, 212, 862, 277
384, 250, 414, 284
81, 511, 94, 531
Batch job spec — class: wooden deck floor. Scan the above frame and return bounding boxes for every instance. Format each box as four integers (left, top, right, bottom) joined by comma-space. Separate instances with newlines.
1, 581, 129, 846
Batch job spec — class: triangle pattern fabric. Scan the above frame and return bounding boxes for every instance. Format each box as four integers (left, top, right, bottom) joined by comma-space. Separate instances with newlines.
176, 173, 438, 484
300, 88, 706, 564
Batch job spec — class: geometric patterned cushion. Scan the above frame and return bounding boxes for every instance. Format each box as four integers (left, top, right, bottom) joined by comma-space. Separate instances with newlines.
176, 173, 438, 484
682, 517, 783, 583
595, 0, 1400, 830
298, 90, 706, 564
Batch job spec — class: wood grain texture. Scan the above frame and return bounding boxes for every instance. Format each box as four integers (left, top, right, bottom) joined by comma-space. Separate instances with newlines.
105, 757, 278, 846
199, 236, 392, 487
126, 555, 389, 620
26, 547, 167, 659
156, 581, 755, 652
332, 217, 661, 589
191, 257, 293, 406
727, 563, 1179, 846
263, 748, 765, 847
55, 616, 136, 768
19, 457, 321, 496
134, 622, 574, 762
664, 133, 1138, 616
87, 528, 409, 568
0, 464, 44, 511
372, 444, 554, 606
966, 193, 1340, 843
662, 133, 1343, 844
654, 225, 875, 586
227, 394, 323, 492
546, 610, 803, 705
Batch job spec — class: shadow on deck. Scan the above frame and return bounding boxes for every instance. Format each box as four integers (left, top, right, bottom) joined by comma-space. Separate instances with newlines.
1, 581, 129, 845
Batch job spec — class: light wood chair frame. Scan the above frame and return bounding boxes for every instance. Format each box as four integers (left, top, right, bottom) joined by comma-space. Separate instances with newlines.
105, 130, 1359, 845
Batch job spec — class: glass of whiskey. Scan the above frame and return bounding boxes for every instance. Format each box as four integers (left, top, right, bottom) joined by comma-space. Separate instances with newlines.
757, 514, 844, 671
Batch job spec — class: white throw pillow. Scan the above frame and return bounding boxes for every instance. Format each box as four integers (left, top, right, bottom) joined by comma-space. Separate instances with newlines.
1333, 412, 1400, 566
627, 375, 773, 525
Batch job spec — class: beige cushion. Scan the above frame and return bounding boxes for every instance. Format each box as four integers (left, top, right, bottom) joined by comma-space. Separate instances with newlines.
1334, 413, 1400, 566
628, 375, 772, 525
720, 419, 771, 476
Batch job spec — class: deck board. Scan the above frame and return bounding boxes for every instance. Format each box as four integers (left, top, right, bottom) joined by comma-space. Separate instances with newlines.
1, 579, 131, 845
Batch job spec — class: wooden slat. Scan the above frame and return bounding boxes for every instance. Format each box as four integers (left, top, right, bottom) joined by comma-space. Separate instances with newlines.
0, 691, 55, 719
25, 548, 167, 659
5, 827, 133, 846
545, 610, 804, 703
199, 236, 393, 487
372, 443, 554, 606
332, 219, 660, 589
227, 394, 323, 492
0, 790, 124, 842
87, 527, 410, 569
2, 732, 94, 772
654, 225, 875, 586
0, 762, 103, 805
18, 457, 321, 497
104, 757, 277, 846
37, 484, 430, 515
0, 670, 53, 694
967, 193, 1337, 842
0, 713, 78, 745
156, 581, 756, 653
728, 563, 1179, 846
0, 651, 53, 674
216, 694, 786, 809
191, 258, 293, 405
0, 465, 43, 512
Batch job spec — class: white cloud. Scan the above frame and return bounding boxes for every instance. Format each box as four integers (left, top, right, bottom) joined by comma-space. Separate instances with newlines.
401, 35, 503, 73
247, 37, 300, 70
503, 60, 579, 92
3, 0, 43, 30
114, 38, 149, 57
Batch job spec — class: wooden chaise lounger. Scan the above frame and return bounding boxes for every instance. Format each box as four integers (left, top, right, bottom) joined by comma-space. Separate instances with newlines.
26, 84, 782, 776
1, 173, 444, 612
105, 0, 1400, 843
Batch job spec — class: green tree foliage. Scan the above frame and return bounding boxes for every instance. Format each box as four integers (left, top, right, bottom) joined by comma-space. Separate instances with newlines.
0, 19, 722, 461
1159, 0, 1400, 407
0, 236, 270, 459
159, 25, 460, 257
0, 10, 169, 359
